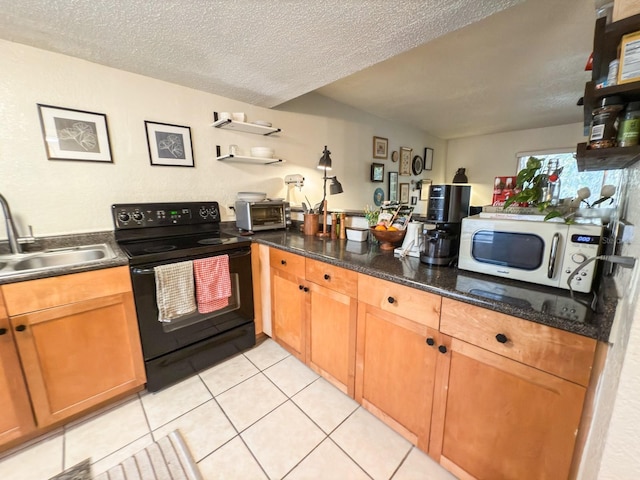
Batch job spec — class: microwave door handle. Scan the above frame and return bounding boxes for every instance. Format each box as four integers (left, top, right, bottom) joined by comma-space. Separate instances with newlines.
548, 233, 560, 279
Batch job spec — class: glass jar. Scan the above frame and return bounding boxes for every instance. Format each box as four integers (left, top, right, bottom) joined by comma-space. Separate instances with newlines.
539, 158, 562, 206
617, 101, 640, 147
589, 96, 624, 149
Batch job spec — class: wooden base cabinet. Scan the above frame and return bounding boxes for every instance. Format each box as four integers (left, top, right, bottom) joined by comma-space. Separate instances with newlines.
0, 291, 36, 445
356, 274, 443, 451
0, 266, 146, 448
431, 298, 597, 480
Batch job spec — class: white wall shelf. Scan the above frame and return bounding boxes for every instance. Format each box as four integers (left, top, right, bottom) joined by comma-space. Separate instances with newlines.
216, 153, 285, 165
211, 114, 281, 136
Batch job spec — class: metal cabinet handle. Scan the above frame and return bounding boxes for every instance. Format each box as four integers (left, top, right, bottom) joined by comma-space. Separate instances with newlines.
324, 274, 330, 280
299, 285, 304, 290
426, 337, 435, 346
0, 328, 7, 335
281, 259, 287, 265
496, 333, 508, 344
15, 325, 26, 332
387, 296, 395, 304
303, 286, 309, 292
438, 345, 447, 354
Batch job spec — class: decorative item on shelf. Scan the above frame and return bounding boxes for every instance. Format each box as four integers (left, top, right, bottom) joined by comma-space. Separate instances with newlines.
399, 147, 412, 175
371, 163, 384, 182
316, 146, 344, 238
373, 136, 388, 159
452, 168, 468, 183
423, 147, 434, 171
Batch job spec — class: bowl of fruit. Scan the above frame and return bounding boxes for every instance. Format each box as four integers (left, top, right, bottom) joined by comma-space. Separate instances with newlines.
370, 225, 407, 251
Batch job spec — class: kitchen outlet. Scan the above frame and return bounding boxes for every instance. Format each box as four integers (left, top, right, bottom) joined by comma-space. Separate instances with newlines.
619, 220, 635, 244
227, 205, 236, 216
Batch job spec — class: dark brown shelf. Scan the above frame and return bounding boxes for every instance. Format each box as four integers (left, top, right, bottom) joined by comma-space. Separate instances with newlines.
576, 142, 640, 171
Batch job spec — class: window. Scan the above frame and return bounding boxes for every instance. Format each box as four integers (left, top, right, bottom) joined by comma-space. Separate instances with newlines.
516, 149, 622, 207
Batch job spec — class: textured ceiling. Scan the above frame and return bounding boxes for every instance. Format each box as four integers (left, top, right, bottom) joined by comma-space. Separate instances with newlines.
0, 0, 594, 139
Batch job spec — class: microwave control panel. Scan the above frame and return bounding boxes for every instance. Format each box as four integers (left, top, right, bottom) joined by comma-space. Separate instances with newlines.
559, 227, 602, 292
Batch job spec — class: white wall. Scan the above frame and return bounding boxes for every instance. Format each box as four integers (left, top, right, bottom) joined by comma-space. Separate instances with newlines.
0, 39, 444, 238
446, 123, 587, 206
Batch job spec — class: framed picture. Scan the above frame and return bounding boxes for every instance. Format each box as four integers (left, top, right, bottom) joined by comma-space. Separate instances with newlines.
388, 171, 398, 202
399, 147, 412, 176
371, 162, 384, 182
373, 136, 388, 159
400, 183, 410, 204
145, 121, 194, 167
420, 179, 432, 201
424, 147, 434, 171
37, 104, 113, 163
411, 196, 418, 206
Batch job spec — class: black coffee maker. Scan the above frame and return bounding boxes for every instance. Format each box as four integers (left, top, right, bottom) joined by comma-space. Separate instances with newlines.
420, 184, 471, 266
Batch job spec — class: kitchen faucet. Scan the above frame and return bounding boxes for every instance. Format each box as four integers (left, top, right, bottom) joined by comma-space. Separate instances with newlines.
0, 193, 23, 254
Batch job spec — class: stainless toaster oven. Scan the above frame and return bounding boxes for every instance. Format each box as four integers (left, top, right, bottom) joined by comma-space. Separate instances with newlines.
235, 200, 291, 231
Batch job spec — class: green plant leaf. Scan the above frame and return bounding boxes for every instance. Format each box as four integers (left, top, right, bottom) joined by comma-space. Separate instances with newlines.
543, 211, 564, 221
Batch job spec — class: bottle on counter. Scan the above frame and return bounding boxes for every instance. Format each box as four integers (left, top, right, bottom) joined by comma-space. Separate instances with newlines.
589, 95, 624, 149
617, 101, 640, 147
539, 158, 562, 206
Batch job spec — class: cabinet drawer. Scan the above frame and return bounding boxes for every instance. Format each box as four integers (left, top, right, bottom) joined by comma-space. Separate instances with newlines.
306, 258, 357, 297
1, 267, 133, 316
357, 274, 440, 329
440, 298, 596, 386
269, 248, 305, 278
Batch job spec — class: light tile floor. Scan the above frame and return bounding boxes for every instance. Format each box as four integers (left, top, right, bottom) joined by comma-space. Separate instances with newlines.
0, 338, 457, 480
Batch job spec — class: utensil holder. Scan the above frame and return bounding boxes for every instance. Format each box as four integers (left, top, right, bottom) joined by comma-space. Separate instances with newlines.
303, 214, 319, 235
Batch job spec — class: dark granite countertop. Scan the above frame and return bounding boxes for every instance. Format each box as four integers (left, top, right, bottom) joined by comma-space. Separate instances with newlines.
0, 231, 129, 285
239, 227, 617, 342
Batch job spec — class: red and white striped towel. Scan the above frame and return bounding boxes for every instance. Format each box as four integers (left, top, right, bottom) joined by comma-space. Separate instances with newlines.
194, 255, 232, 313
154, 261, 196, 322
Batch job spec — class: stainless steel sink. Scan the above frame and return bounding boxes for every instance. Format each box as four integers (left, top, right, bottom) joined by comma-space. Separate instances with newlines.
0, 244, 117, 277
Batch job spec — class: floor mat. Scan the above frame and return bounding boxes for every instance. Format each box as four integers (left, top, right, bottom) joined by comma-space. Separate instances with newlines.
94, 430, 202, 480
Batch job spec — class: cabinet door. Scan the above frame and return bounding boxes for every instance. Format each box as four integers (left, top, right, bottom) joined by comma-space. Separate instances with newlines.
435, 338, 586, 480
11, 293, 146, 427
270, 267, 306, 360
0, 293, 36, 445
356, 302, 441, 451
307, 283, 357, 396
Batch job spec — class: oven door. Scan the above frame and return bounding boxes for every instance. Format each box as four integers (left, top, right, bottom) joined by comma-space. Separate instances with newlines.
129, 246, 254, 362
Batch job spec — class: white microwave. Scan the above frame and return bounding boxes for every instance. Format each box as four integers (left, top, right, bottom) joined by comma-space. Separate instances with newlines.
458, 215, 603, 293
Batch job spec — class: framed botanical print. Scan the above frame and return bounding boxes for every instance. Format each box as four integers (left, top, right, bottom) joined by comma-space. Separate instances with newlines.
371, 163, 384, 182
399, 147, 412, 176
373, 136, 388, 159
37, 104, 113, 163
424, 147, 434, 171
145, 121, 194, 167
388, 171, 398, 202
400, 183, 410, 204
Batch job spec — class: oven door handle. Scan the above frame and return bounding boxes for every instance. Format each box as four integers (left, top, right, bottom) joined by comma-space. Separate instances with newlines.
131, 248, 251, 275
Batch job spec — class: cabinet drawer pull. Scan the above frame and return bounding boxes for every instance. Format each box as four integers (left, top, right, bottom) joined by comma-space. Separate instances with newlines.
299, 285, 304, 290
387, 296, 395, 304
438, 345, 447, 354
426, 337, 435, 346
324, 274, 330, 280
15, 325, 26, 332
0, 328, 6, 335
281, 259, 287, 265
495, 333, 508, 344
303, 286, 309, 292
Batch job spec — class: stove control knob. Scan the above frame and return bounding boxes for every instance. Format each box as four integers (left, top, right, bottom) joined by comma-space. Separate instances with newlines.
132, 212, 144, 222
118, 212, 131, 223
210, 206, 219, 219
199, 208, 208, 218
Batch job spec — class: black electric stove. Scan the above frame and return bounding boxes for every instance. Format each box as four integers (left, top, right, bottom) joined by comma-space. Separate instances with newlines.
112, 201, 255, 392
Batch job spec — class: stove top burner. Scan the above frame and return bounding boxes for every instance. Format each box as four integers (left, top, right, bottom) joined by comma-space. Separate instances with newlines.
198, 238, 223, 245
144, 245, 178, 253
